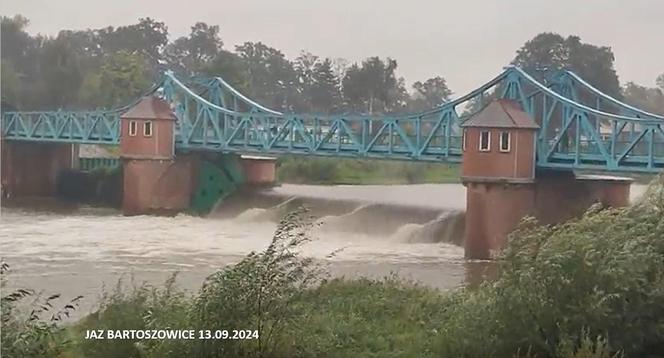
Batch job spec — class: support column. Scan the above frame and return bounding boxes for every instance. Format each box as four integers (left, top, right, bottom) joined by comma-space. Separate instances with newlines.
240, 155, 277, 186
464, 181, 535, 259
122, 156, 198, 215
1, 140, 78, 198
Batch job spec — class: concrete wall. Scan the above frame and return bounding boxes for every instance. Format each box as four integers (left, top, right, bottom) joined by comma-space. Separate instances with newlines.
122, 155, 199, 215
241, 157, 276, 185
464, 182, 535, 259
534, 174, 631, 225
1, 141, 77, 197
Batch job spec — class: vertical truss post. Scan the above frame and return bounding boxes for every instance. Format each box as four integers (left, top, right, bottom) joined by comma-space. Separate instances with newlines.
574, 115, 581, 165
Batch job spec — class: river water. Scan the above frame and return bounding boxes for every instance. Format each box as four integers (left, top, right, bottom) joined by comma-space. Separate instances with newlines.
0, 183, 648, 317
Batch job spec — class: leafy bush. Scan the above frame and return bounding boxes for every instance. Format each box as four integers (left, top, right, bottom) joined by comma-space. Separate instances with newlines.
1, 262, 81, 358
185, 207, 321, 357
74, 274, 190, 358
286, 276, 450, 357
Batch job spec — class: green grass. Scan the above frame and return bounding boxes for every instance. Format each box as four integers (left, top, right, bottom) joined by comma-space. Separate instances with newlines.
286, 277, 450, 358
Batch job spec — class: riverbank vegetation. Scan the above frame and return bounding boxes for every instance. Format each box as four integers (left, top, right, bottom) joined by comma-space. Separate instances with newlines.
277, 157, 460, 184
3, 177, 663, 357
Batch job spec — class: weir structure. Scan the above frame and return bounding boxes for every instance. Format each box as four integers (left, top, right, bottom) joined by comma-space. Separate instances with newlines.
2, 66, 662, 258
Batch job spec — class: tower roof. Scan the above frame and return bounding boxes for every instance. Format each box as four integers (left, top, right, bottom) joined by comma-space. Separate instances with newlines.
461, 99, 539, 129
121, 96, 176, 121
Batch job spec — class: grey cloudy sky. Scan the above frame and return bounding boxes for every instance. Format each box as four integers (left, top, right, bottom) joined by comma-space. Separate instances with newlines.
2, 0, 662, 96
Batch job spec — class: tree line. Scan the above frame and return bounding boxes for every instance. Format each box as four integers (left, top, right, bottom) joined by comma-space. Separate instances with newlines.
1, 15, 663, 115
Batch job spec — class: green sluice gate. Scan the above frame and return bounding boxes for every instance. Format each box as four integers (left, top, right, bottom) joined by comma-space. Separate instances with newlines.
79, 157, 121, 171
190, 155, 244, 213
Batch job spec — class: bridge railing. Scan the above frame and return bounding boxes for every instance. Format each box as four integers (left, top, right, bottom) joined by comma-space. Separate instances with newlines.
173, 112, 464, 162
2, 110, 121, 144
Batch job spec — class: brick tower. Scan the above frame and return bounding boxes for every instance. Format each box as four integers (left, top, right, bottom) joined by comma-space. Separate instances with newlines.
460, 99, 539, 259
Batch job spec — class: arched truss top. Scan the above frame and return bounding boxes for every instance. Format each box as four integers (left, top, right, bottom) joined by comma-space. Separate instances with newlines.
3, 67, 663, 173
549, 69, 664, 120
187, 75, 283, 115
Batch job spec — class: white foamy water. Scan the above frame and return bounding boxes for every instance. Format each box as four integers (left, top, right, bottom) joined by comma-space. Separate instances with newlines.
270, 183, 467, 210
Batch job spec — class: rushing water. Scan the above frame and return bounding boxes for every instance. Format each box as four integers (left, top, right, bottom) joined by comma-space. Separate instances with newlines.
0, 183, 648, 318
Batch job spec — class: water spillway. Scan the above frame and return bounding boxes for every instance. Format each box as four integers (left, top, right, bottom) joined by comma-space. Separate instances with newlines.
210, 183, 466, 245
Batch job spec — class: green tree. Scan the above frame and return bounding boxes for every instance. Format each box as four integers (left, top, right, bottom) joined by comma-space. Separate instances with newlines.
1, 62, 21, 110
80, 51, 151, 108
1, 15, 39, 109
293, 53, 342, 113
1, 15, 32, 65
623, 82, 664, 115
198, 50, 250, 93
409, 76, 452, 111
37, 33, 88, 109
236, 41, 299, 111
166, 22, 223, 74
308, 58, 343, 113
291, 51, 319, 111
342, 57, 407, 114
97, 18, 168, 64
294, 51, 319, 88
513, 33, 622, 99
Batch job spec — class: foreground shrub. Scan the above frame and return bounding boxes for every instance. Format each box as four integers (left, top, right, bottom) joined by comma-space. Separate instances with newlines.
1, 262, 81, 358
287, 277, 450, 358
437, 176, 664, 357
184, 207, 321, 357
74, 274, 190, 358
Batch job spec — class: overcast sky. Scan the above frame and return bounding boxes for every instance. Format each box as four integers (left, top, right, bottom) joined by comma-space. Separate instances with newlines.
2, 0, 662, 96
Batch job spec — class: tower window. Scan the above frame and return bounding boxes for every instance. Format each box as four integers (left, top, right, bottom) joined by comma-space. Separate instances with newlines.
479, 130, 491, 152
128, 120, 137, 136
462, 129, 467, 151
500, 131, 511, 152
144, 121, 153, 137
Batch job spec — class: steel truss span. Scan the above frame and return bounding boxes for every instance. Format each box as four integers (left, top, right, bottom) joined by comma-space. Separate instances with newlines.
2, 67, 663, 173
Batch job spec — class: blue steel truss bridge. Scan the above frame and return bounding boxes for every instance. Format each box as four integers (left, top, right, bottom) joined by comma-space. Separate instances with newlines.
2, 66, 664, 174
